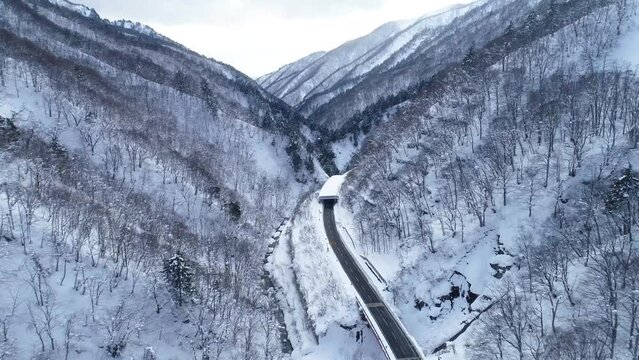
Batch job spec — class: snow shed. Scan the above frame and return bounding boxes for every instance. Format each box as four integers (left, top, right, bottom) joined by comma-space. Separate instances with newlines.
318, 175, 345, 202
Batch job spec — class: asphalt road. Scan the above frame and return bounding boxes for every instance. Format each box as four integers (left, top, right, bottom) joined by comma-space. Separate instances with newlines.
322, 200, 422, 360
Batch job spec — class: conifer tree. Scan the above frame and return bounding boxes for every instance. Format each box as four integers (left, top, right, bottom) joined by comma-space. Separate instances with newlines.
162, 252, 194, 307
200, 79, 216, 115
606, 166, 639, 240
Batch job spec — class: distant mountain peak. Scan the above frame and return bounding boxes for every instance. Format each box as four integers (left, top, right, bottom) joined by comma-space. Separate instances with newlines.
45, 0, 169, 41
258, 2, 477, 112
47, 0, 99, 18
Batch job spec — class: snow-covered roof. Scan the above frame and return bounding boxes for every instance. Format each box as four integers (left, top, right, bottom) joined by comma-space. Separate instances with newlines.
319, 175, 346, 200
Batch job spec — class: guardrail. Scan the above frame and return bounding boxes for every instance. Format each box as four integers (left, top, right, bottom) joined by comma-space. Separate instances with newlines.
355, 296, 397, 360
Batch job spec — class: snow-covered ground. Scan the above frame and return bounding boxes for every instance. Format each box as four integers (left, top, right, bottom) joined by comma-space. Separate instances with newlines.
4, 0, 638, 359
0, 6, 310, 357
612, 12, 639, 66
269, 188, 387, 360
270, 5, 639, 359
331, 139, 359, 173
0, 156, 192, 360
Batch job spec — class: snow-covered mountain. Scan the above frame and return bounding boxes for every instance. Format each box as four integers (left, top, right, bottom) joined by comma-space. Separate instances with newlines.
258, 4, 479, 114
3, 0, 639, 359
47, 0, 98, 18
258, 19, 411, 108
46, 0, 187, 43
306, 0, 549, 133
0, 0, 318, 359
277, 0, 639, 358
262, 0, 567, 135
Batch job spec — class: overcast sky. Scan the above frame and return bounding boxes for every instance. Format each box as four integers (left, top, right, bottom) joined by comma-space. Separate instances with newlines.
79, 0, 474, 78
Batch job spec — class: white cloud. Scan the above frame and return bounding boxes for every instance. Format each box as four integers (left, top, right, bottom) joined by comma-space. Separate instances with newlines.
80, 0, 475, 77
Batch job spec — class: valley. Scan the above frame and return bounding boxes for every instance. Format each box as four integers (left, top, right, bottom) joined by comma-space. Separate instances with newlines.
1, 0, 639, 359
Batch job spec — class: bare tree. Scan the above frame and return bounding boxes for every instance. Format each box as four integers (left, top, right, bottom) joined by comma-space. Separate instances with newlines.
530, 238, 566, 333
25, 255, 48, 306
27, 304, 46, 352
63, 315, 77, 360
88, 276, 106, 323
477, 279, 532, 360
0, 292, 18, 343
103, 301, 144, 357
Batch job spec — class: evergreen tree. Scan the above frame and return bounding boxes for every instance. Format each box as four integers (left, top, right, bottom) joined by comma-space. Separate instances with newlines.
224, 201, 242, 222
285, 143, 302, 172
606, 166, 639, 210
49, 133, 66, 158
606, 166, 639, 240
305, 155, 315, 173
171, 71, 190, 93
49, 133, 70, 177
162, 252, 194, 307
200, 79, 216, 115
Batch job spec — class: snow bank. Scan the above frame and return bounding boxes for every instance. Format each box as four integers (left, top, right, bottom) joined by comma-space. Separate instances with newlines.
272, 190, 387, 359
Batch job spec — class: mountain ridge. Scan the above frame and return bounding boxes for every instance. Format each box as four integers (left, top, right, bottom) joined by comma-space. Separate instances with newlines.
257, 1, 483, 117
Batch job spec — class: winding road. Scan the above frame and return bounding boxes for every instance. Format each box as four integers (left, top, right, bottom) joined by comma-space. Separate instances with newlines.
322, 200, 422, 360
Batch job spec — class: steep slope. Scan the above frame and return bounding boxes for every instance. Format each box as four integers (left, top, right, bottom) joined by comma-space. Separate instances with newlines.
0, 0, 316, 359
257, 19, 411, 107
306, 0, 546, 133
297, 3, 482, 118
258, 0, 639, 359
47, 0, 98, 17
318, 0, 639, 357
257, 2, 485, 120
257, 51, 326, 98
